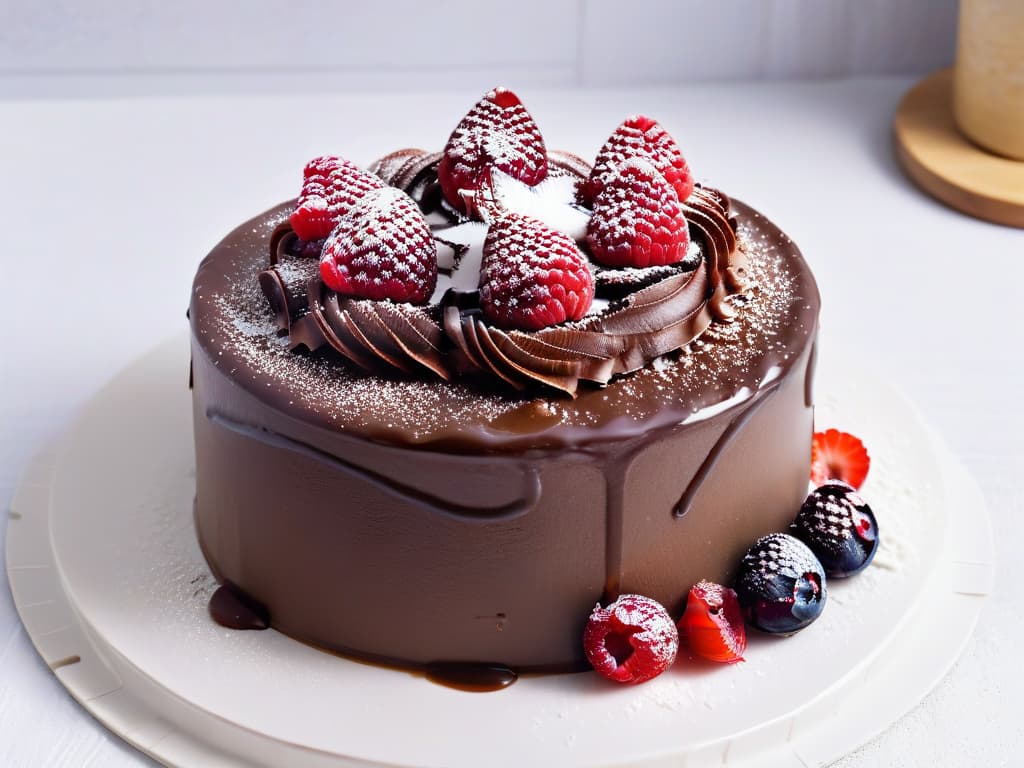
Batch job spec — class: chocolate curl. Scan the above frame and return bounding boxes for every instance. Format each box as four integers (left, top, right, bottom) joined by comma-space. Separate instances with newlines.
259, 258, 325, 352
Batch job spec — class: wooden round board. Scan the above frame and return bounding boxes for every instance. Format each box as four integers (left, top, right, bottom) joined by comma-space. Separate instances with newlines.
894, 68, 1024, 229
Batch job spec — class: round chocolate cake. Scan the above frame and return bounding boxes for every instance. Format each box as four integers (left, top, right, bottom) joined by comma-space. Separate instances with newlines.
189, 89, 819, 676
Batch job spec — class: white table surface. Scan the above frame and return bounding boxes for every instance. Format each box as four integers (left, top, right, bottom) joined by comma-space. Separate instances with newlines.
0, 77, 1021, 767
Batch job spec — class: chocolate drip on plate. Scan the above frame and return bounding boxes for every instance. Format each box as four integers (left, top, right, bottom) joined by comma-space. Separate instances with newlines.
209, 582, 270, 630
424, 662, 518, 692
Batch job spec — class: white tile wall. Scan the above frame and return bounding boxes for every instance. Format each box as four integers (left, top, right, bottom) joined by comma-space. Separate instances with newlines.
0, 0, 957, 96
579, 0, 959, 83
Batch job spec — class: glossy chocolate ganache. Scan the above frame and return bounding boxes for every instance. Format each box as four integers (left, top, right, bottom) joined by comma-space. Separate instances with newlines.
189, 146, 819, 677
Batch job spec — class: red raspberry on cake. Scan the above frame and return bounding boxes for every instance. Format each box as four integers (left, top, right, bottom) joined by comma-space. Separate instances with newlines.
290, 156, 385, 241
583, 594, 679, 684
585, 158, 691, 268
437, 87, 548, 215
319, 187, 437, 305
677, 580, 746, 663
478, 213, 594, 331
580, 115, 694, 206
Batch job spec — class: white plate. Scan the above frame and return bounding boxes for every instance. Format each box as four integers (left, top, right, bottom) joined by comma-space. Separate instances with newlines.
6, 336, 993, 767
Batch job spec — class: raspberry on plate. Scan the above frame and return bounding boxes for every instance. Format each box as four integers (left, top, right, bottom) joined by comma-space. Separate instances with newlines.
586, 158, 691, 268
319, 187, 437, 304
677, 580, 746, 663
810, 429, 871, 489
580, 115, 694, 206
583, 594, 679, 684
478, 213, 594, 331
437, 87, 548, 215
290, 156, 385, 241
794, 481, 879, 577
734, 533, 827, 636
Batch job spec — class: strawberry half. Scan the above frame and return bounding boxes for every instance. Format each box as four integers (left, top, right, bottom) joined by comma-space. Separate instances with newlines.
580, 115, 693, 206
437, 87, 548, 215
478, 213, 594, 331
319, 187, 437, 304
810, 429, 871, 490
677, 580, 746, 663
290, 155, 385, 241
586, 158, 690, 268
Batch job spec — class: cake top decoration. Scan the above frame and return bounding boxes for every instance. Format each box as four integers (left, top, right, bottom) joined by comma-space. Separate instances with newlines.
258, 86, 749, 396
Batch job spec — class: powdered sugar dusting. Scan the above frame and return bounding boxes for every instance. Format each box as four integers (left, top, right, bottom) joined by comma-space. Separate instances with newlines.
430, 221, 488, 301
586, 158, 690, 268
489, 171, 591, 240
427, 172, 593, 303
443, 90, 546, 184
583, 594, 679, 683
320, 186, 437, 304
202, 256, 511, 442
291, 155, 385, 241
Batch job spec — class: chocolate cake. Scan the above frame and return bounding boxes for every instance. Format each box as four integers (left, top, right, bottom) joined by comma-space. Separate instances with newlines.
188, 90, 819, 677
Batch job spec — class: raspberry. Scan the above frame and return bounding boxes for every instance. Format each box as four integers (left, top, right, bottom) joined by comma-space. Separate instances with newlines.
677, 580, 746, 663
319, 187, 437, 305
437, 87, 548, 214
585, 158, 691, 268
810, 429, 871, 490
290, 156, 385, 241
580, 115, 694, 206
583, 594, 678, 684
478, 213, 594, 331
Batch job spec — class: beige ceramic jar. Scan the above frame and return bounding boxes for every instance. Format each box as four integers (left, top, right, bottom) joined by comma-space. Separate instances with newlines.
954, 0, 1024, 160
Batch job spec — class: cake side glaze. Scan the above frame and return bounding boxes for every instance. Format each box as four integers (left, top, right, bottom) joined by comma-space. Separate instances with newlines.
189, 194, 818, 671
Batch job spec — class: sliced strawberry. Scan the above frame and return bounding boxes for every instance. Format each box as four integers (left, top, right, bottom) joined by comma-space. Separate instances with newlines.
319, 187, 437, 304
585, 158, 690, 268
291, 156, 385, 241
677, 580, 746, 663
478, 213, 594, 331
580, 115, 693, 206
810, 429, 871, 490
437, 87, 548, 215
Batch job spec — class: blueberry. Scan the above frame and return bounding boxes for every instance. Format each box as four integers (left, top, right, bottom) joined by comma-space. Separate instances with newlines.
793, 481, 879, 578
734, 533, 827, 635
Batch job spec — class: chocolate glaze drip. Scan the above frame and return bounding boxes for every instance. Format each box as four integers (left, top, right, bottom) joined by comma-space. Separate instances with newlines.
599, 445, 641, 601
424, 662, 518, 692
672, 384, 779, 519
259, 151, 747, 396
209, 411, 541, 522
209, 582, 270, 630
805, 341, 817, 408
